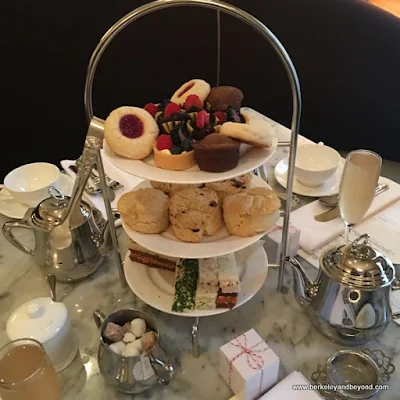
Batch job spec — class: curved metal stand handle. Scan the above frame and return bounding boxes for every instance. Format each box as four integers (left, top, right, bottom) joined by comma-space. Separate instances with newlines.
84, 0, 302, 293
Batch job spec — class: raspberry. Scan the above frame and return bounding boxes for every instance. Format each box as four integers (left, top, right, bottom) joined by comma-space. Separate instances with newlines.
196, 110, 210, 129
144, 103, 158, 117
156, 134, 173, 151
184, 94, 203, 111
164, 102, 181, 119
214, 111, 227, 123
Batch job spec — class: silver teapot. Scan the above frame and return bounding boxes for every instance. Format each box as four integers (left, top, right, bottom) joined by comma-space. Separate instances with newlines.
287, 234, 400, 345
94, 309, 174, 394
2, 190, 115, 282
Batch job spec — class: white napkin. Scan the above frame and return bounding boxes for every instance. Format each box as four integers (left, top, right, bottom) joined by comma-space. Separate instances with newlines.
291, 177, 400, 253
258, 371, 322, 399
60, 149, 143, 224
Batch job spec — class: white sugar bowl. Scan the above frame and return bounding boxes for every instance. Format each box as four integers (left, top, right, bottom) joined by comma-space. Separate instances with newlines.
6, 297, 79, 372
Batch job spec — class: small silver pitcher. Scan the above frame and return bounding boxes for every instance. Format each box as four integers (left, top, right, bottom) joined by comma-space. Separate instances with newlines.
93, 309, 174, 394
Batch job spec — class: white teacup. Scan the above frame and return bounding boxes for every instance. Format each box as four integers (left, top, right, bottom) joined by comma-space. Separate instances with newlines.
4, 163, 60, 207
295, 144, 340, 187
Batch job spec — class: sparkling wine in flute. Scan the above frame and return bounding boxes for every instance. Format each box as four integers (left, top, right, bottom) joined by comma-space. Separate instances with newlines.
0, 339, 61, 400
339, 150, 381, 243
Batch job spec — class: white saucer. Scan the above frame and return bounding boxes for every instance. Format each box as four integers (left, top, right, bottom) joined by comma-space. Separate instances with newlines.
124, 242, 268, 317
121, 174, 279, 259
0, 174, 74, 219
103, 107, 278, 185
274, 157, 344, 197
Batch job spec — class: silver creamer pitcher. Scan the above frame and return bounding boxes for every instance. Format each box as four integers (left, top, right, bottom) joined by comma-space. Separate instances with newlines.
93, 309, 173, 394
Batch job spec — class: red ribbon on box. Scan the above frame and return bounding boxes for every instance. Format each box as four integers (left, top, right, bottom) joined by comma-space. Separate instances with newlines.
227, 333, 270, 395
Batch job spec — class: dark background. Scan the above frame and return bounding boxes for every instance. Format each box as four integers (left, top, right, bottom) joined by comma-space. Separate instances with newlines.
1, 0, 399, 179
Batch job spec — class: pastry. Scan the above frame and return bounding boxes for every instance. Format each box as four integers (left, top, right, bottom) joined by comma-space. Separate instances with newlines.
153, 143, 196, 171
223, 187, 281, 236
156, 102, 188, 135
150, 181, 198, 196
129, 241, 177, 271
206, 86, 244, 111
104, 106, 159, 159
171, 79, 211, 106
169, 187, 223, 243
220, 109, 274, 148
193, 133, 240, 172
205, 173, 252, 201
117, 188, 169, 234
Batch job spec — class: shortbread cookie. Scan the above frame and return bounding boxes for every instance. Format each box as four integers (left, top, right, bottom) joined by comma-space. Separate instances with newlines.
171, 79, 211, 106
220, 109, 274, 148
118, 188, 169, 234
205, 173, 252, 201
104, 106, 159, 159
223, 187, 280, 236
169, 188, 222, 243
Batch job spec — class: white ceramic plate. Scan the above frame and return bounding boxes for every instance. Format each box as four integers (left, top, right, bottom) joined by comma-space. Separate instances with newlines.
124, 242, 268, 317
0, 174, 74, 219
274, 157, 344, 197
103, 108, 277, 184
121, 174, 278, 258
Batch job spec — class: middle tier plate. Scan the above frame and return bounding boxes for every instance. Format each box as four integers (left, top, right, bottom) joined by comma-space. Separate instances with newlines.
121, 174, 276, 258
103, 107, 278, 184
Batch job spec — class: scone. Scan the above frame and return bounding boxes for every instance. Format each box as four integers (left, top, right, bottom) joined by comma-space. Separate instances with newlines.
104, 106, 159, 159
118, 188, 169, 234
223, 187, 280, 236
205, 173, 253, 201
220, 109, 274, 148
150, 181, 200, 196
169, 188, 223, 243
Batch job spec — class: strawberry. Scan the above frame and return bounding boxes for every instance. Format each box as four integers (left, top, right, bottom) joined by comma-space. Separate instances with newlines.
196, 109, 210, 129
184, 94, 203, 111
164, 102, 181, 119
214, 111, 227, 123
144, 103, 158, 117
156, 134, 173, 151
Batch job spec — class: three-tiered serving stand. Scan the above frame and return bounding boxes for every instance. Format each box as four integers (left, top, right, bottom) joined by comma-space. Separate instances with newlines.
82, 0, 301, 357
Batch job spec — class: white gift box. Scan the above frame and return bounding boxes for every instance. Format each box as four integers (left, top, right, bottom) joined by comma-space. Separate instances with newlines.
259, 371, 323, 399
219, 329, 280, 400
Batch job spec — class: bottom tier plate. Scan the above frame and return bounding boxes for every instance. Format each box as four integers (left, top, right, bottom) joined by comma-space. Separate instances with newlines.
124, 242, 268, 317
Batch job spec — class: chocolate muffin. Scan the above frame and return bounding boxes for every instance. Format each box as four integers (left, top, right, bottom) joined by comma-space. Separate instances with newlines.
193, 133, 240, 172
206, 86, 244, 111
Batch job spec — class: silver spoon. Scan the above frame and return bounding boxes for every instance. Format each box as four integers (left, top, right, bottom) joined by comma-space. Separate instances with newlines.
46, 274, 57, 302
319, 194, 339, 207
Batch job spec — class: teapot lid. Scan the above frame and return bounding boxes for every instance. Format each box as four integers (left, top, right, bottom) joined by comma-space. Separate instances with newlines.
32, 187, 90, 229
6, 297, 68, 343
321, 234, 395, 289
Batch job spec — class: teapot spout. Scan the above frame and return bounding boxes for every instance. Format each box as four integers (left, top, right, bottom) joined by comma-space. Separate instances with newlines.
286, 257, 318, 307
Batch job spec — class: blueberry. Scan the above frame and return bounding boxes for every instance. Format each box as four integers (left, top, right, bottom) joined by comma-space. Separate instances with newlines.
171, 145, 182, 154
181, 139, 193, 152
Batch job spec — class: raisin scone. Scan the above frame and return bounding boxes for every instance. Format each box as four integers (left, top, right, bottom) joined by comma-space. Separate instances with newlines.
205, 173, 252, 201
169, 187, 222, 243
223, 187, 280, 236
150, 181, 202, 197
118, 188, 169, 234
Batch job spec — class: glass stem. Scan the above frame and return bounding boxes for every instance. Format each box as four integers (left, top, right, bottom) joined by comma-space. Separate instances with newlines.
344, 221, 351, 244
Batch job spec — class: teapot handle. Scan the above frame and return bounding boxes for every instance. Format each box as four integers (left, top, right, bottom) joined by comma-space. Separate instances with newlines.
148, 351, 174, 386
2, 221, 35, 255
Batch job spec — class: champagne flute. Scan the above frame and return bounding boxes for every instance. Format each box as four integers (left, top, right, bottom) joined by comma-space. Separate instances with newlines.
338, 150, 381, 243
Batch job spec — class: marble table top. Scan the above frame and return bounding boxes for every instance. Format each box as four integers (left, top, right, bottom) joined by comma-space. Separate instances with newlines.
1, 122, 399, 399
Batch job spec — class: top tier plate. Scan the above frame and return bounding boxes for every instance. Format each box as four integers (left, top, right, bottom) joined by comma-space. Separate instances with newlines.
103, 108, 278, 184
